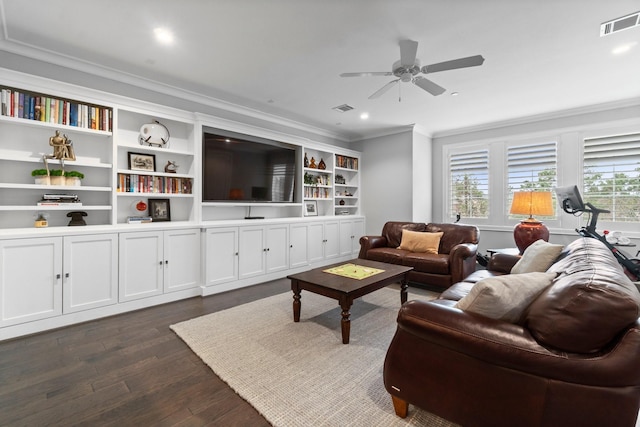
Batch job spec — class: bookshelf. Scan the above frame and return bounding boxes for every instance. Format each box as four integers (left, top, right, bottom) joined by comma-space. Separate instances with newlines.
334, 154, 359, 216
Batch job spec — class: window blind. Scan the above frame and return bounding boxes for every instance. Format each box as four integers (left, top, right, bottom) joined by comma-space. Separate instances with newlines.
449, 149, 489, 219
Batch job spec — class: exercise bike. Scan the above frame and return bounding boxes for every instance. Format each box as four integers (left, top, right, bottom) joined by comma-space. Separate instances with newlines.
556, 185, 640, 281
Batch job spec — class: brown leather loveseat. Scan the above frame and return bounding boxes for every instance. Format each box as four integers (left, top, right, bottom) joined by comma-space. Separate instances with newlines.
383, 237, 640, 427
358, 221, 479, 290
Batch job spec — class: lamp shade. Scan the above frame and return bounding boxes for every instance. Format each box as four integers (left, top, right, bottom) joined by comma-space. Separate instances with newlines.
510, 191, 554, 218
510, 191, 554, 254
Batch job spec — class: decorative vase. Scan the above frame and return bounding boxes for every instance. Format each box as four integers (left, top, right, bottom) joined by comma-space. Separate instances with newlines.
34, 176, 50, 185
50, 176, 65, 186
66, 177, 82, 187
318, 158, 326, 170
304, 153, 309, 167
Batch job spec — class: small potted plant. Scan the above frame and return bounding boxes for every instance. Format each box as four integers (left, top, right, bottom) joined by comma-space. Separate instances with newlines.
49, 169, 65, 186
65, 170, 84, 187
31, 169, 50, 185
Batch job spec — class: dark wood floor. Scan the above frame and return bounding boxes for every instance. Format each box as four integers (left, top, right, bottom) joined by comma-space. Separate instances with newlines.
0, 279, 291, 426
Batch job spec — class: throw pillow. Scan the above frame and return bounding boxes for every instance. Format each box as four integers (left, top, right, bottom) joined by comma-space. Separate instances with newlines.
511, 239, 564, 274
397, 230, 443, 253
455, 272, 557, 323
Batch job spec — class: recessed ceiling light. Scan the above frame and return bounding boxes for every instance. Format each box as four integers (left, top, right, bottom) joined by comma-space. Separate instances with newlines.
451, 92, 459, 96
360, 112, 369, 120
154, 27, 174, 45
612, 41, 637, 55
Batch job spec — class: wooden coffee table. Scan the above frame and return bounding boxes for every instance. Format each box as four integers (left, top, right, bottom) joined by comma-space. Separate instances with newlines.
287, 259, 413, 344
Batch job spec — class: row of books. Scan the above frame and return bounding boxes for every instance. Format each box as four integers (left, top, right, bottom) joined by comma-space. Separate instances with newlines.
127, 216, 153, 224
117, 173, 193, 194
304, 187, 330, 199
0, 87, 113, 131
335, 155, 358, 170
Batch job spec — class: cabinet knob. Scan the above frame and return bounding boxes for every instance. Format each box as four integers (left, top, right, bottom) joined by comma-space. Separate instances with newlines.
159, 261, 163, 265
267, 248, 270, 252
56, 273, 61, 280
235, 252, 239, 256
165, 260, 169, 265
290, 244, 293, 248
65, 273, 70, 278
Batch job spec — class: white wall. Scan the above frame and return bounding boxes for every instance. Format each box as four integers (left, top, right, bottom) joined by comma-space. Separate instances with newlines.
353, 130, 413, 234
412, 127, 432, 223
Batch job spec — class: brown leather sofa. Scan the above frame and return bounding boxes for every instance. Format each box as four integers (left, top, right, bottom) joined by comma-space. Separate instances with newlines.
358, 221, 479, 290
383, 237, 640, 427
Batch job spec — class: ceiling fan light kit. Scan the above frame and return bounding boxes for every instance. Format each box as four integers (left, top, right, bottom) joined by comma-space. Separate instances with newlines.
341, 39, 484, 100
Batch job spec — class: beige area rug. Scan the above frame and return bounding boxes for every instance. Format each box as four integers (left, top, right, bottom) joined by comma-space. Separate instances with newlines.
171, 286, 460, 427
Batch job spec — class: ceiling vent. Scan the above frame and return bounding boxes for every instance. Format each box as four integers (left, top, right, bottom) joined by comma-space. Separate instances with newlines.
332, 104, 354, 113
600, 11, 640, 36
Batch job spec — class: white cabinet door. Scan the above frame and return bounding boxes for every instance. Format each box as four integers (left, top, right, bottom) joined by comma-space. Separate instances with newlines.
324, 220, 341, 260
63, 234, 118, 313
205, 227, 239, 286
0, 237, 62, 326
119, 231, 164, 302
289, 223, 309, 268
340, 218, 365, 257
266, 224, 289, 273
351, 218, 365, 255
307, 222, 325, 264
164, 228, 200, 293
239, 226, 266, 279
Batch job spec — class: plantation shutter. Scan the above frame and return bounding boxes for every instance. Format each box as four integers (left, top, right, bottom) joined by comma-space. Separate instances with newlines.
449, 149, 489, 219
506, 141, 557, 217
583, 133, 640, 222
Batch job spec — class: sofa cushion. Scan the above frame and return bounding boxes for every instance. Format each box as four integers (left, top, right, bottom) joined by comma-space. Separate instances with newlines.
366, 247, 409, 264
397, 230, 443, 254
402, 252, 450, 275
382, 222, 426, 248
526, 238, 640, 353
511, 239, 564, 274
455, 272, 557, 323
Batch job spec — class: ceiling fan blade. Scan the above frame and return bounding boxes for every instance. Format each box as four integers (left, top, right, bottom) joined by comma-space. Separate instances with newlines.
413, 76, 446, 96
368, 79, 400, 99
340, 71, 393, 77
399, 39, 419, 67
422, 55, 485, 74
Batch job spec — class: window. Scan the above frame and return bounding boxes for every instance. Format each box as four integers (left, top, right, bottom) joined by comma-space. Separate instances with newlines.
507, 141, 557, 218
583, 133, 640, 223
449, 149, 489, 219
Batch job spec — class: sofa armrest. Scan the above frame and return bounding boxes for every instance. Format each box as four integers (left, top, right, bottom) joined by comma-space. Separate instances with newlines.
448, 243, 478, 283
487, 253, 520, 273
395, 300, 640, 387
358, 235, 387, 259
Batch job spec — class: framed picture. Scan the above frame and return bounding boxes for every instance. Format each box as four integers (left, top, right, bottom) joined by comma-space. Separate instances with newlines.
304, 200, 318, 216
149, 198, 171, 221
128, 151, 156, 172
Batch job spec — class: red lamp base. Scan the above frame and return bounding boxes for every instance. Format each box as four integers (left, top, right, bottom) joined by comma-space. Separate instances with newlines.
513, 220, 549, 254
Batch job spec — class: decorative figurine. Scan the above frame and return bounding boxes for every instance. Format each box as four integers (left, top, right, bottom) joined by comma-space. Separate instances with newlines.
164, 160, 178, 173
304, 152, 309, 167
34, 212, 48, 228
309, 157, 317, 168
318, 158, 326, 170
49, 130, 75, 161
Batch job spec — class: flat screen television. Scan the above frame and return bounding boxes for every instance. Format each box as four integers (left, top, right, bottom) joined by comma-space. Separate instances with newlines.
202, 128, 298, 203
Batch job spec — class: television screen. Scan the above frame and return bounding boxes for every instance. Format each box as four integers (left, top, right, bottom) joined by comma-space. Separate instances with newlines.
202, 128, 298, 203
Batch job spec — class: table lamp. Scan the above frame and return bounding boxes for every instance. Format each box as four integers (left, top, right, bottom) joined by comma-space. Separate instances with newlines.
510, 191, 554, 254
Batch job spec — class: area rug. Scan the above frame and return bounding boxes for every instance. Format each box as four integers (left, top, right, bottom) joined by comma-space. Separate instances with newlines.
171, 287, 459, 427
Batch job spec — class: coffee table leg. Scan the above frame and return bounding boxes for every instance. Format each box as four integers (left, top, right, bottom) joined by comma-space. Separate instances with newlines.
400, 279, 408, 304
340, 300, 353, 344
292, 282, 301, 322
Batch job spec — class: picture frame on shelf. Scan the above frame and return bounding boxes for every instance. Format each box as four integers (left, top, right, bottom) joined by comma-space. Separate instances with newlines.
128, 152, 156, 172
149, 198, 171, 221
304, 200, 318, 217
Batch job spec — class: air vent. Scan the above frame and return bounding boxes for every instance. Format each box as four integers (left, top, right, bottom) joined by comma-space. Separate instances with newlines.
332, 104, 354, 113
601, 11, 640, 36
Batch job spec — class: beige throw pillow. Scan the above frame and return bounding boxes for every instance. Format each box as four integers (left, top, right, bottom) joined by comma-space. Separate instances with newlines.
511, 239, 564, 274
397, 230, 443, 253
455, 272, 557, 323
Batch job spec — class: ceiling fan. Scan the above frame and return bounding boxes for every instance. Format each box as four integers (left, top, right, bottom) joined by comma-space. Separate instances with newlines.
340, 39, 485, 100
